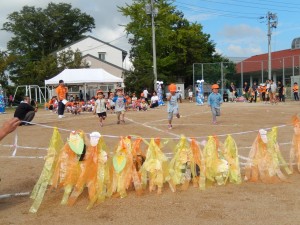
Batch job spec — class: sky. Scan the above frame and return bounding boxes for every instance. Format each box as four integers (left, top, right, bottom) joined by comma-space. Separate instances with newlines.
0, 0, 299, 61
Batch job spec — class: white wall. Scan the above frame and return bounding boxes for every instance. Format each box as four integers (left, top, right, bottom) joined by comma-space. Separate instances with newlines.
56, 37, 124, 68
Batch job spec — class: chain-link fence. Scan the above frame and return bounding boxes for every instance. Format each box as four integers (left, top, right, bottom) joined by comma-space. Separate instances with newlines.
193, 54, 300, 100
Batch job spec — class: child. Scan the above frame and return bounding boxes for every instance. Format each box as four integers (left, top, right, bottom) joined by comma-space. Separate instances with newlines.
72, 98, 81, 115
125, 94, 132, 111
140, 99, 148, 111
188, 89, 193, 102
131, 93, 138, 110
166, 83, 180, 129
113, 89, 126, 124
94, 91, 107, 127
107, 92, 115, 113
207, 84, 223, 125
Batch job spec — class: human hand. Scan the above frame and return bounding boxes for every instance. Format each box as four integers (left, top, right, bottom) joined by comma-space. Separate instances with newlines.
1, 117, 20, 135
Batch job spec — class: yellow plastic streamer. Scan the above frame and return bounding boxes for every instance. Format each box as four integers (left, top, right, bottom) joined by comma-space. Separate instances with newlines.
223, 135, 242, 184
29, 127, 63, 213
169, 136, 202, 191
141, 138, 170, 194
203, 136, 228, 186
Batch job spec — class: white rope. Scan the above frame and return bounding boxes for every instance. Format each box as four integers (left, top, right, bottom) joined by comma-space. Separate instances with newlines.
0, 192, 30, 199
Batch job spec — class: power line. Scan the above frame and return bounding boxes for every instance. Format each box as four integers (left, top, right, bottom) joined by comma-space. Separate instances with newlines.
175, 0, 300, 18
174, 2, 261, 19
200, 0, 299, 13
236, 0, 300, 7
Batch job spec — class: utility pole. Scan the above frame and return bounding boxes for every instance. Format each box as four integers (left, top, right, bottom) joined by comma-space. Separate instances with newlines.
266, 12, 278, 80
146, 0, 158, 91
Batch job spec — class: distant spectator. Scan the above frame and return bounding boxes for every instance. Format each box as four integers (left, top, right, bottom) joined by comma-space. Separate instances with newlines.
188, 89, 193, 102
8, 94, 13, 107
143, 88, 149, 104
79, 90, 83, 101
223, 91, 228, 102
150, 91, 159, 108
293, 82, 299, 101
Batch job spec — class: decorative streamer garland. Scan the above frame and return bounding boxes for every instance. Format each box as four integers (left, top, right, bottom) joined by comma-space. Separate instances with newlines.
27, 126, 295, 213
0, 119, 295, 210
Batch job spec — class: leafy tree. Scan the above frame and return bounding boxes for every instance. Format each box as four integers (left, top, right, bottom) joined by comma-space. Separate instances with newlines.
56, 48, 89, 69
119, 0, 230, 93
2, 2, 95, 85
0, 51, 16, 86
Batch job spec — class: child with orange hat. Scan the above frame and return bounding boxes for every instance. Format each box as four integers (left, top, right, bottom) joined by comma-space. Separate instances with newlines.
166, 83, 180, 129
207, 84, 223, 125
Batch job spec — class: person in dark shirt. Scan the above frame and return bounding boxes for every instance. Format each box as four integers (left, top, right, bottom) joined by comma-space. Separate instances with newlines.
223, 91, 229, 102
252, 81, 258, 102
243, 81, 250, 100
14, 96, 38, 125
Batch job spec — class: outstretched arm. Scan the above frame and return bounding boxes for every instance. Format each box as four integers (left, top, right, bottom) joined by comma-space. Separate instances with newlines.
0, 118, 20, 141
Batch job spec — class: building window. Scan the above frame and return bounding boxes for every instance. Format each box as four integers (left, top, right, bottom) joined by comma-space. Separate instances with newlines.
98, 52, 106, 61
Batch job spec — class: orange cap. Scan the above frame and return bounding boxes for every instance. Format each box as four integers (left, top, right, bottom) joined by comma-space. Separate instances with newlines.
211, 84, 219, 89
168, 83, 177, 92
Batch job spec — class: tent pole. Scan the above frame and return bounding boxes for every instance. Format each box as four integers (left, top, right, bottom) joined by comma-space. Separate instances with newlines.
84, 83, 87, 101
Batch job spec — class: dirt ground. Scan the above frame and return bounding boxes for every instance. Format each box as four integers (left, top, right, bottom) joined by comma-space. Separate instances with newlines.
1, 100, 300, 225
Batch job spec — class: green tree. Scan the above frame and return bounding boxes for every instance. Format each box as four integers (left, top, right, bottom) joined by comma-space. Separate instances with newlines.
56, 48, 89, 70
119, 0, 226, 93
0, 51, 16, 86
2, 2, 95, 85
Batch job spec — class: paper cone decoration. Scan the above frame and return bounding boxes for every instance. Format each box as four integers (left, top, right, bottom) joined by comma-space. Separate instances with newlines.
68, 132, 84, 155
113, 155, 127, 173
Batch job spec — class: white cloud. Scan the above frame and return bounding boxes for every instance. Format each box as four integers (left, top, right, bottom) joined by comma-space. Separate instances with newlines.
0, 0, 133, 52
186, 13, 216, 22
227, 44, 263, 57
217, 24, 265, 57
219, 24, 264, 40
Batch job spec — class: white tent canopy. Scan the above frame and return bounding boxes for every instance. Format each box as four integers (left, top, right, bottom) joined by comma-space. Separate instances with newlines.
45, 68, 123, 85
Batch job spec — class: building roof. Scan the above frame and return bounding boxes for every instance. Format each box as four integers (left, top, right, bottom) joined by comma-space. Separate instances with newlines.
236, 48, 300, 74
53, 35, 128, 58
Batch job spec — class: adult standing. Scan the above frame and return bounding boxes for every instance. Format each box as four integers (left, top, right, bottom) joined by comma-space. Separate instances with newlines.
293, 82, 299, 101
277, 81, 285, 102
79, 90, 83, 101
269, 80, 277, 104
143, 88, 149, 104
14, 96, 38, 125
177, 87, 182, 103
56, 80, 68, 119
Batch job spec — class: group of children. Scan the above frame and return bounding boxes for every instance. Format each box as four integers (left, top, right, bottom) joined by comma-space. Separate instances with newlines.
45, 83, 222, 128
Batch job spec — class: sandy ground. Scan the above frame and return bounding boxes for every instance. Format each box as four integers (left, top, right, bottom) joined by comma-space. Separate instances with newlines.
0, 100, 300, 225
